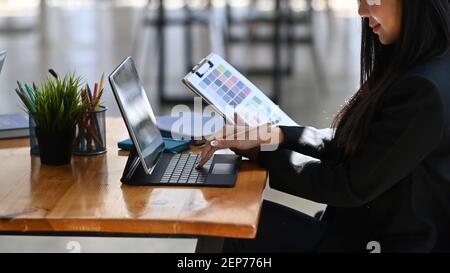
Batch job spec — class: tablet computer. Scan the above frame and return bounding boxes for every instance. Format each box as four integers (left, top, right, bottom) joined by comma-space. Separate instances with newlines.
182, 53, 297, 127
0, 50, 6, 74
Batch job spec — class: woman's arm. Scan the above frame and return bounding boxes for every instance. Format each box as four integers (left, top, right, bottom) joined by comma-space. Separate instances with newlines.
196, 122, 339, 167
278, 126, 339, 160
259, 76, 446, 207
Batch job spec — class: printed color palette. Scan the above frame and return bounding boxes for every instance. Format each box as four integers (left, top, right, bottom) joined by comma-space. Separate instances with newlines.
198, 64, 282, 125
199, 65, 251, 107
241, 96, 281, 125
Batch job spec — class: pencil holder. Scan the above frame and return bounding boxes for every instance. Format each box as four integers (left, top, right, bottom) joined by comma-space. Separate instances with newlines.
29, 112, 40, 155
73, 106, 107, 156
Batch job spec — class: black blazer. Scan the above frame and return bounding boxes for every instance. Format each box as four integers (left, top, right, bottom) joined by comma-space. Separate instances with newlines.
258, 51, 450, 252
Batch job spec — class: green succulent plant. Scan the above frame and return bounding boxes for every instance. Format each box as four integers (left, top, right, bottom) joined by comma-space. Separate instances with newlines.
15, 72, 88, 133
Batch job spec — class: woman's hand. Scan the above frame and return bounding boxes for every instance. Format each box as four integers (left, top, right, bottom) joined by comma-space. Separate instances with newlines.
230, 146, 260, 162
195, 123, 285, 168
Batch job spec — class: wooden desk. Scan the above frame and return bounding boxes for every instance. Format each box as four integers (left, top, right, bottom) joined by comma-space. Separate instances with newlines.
0, 118, 268, 252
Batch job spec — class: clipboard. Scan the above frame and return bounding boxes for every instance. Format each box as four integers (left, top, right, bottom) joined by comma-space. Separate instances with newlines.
182, 53, 298, 127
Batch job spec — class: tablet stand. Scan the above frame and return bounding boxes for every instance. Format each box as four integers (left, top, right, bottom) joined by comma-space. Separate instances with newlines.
121, 148, 147, 183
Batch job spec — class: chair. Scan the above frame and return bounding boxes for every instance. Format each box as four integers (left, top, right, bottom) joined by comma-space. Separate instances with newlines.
223, 0, 327, 104
133, 0, 214, 104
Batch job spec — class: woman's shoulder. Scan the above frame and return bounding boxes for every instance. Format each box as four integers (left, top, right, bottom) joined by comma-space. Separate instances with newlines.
379, 57, 448, 127
388, 52, 450, 112
402, 51, 450, 95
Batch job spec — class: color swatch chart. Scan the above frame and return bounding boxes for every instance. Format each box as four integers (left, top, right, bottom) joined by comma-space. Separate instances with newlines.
199, 64, 251, 107
198, 65, 280, 126
240, 96, 282, 126
183, 53, 298, 127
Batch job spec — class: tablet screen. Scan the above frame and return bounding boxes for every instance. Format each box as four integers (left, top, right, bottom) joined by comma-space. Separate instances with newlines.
0, 51, 6, 74
109, 57, 164, 173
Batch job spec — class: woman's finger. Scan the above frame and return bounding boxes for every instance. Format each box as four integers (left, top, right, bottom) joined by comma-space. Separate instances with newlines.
196, 144, 217, 168
201, 143, 212, 157
196, 141, 217, 168
196, 144, 212, 167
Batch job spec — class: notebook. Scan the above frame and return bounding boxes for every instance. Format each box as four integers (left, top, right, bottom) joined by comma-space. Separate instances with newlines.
182, 53, 298, 127
0, 114, 29, 139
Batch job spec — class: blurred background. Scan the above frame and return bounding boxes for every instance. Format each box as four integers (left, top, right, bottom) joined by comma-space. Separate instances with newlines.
0, 0, 360, 252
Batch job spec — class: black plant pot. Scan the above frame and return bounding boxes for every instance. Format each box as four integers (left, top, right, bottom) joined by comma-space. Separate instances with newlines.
36, 127, 76, 165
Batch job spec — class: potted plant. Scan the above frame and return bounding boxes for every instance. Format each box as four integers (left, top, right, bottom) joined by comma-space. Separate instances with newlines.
15, 70, 88, 165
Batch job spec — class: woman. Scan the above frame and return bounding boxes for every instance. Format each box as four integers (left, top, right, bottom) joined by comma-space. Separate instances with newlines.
196, 0, 450, 252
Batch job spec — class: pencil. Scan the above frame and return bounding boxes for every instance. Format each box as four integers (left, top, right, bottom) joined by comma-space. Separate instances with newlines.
93, 83, 98, 105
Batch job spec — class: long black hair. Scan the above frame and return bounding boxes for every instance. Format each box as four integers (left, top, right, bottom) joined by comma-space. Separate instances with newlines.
333, 0, 450, 157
